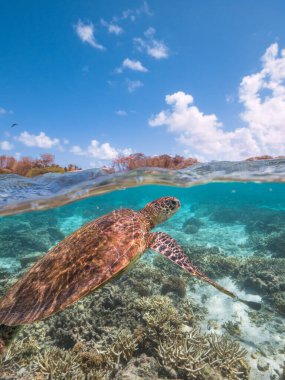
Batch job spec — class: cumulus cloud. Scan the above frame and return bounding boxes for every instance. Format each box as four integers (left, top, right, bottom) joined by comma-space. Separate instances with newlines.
74, 20, 105, 50
239, 43, 285, 155
134, 27, 169, 59
70, 140, 132, 160
148, 91, 261, 161
117, 58, 148, 73
16, 131, 61, 149
148, 43, 285, 161
126, 79, 143, 93
101, 19, 123, 35
0, 140, 13, 150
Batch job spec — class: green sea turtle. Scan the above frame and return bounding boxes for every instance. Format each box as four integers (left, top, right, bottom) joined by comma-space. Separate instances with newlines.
0, 196, 260, 354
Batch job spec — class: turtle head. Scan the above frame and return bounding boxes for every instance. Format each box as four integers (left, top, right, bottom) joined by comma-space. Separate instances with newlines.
140, 196, 181, 227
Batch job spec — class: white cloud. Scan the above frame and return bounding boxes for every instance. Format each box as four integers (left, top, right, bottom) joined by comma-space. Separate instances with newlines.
134, 27, 169, 59
74, 20, 105, 50
63, 138, 69, 145
148, 91, 263, 161
121, 1, 152, 22
115, 110, 127, 116
149, 45, 285, 161
101, 19, 123, 35
126, 79, 143, 93
70, 145, 83, 155
70, 140, 132, 161
239, 43, 285, 155
0, 140, 13, 151
117, 58, 148, 73
0, 107, 7, 116
149, 92, 230, 160
16, 131, 61, 149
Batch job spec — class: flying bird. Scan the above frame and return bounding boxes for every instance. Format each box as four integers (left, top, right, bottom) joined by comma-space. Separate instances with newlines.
10, 123, 18, 128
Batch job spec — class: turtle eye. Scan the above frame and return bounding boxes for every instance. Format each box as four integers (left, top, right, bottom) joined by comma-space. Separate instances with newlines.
165, 198, 180, 211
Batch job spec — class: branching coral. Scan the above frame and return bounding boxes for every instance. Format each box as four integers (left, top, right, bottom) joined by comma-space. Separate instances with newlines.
157, 329, 209, 378
207, 334, 249, 379
77, 329, 138, 373
156, 325, 249, 379
135, 295, 182, 342
33, 347, 82, 379
1, 335, 39, 367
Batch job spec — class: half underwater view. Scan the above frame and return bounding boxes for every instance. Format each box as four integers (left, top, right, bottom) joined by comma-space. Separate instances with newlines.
0, 160, 285, 380
1, 1, 285, 379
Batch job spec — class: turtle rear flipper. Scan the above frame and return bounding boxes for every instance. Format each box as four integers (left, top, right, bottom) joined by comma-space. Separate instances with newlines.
148, 231, 261, 311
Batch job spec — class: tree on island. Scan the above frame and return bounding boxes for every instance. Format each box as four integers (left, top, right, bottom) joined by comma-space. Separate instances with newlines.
112, 153, 198, 171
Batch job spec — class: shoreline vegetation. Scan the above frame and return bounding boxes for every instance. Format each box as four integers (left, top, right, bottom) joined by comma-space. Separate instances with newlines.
0, 153, 284, 177
0, 153, 81, 177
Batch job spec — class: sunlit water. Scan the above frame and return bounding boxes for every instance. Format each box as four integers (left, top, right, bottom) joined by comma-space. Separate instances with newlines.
0, 161, 284, 379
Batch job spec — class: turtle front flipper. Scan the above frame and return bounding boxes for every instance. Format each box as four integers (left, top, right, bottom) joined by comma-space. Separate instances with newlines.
148, 232, 261, 311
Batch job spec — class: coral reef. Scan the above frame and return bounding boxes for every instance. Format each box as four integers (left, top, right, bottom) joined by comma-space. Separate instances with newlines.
0, 260, 252, 380
161, 275, 187, 298
33, 347, 81, 379
158, 330, 249, 379
183, 217, 204, 234
0, 212, 64, 259
265, 231, 285, 258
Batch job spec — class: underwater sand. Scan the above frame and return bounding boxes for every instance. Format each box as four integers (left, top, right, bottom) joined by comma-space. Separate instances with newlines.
0, 162, 285, 379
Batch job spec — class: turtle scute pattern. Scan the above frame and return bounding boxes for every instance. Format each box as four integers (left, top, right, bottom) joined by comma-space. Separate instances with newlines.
0, 208, 149, 326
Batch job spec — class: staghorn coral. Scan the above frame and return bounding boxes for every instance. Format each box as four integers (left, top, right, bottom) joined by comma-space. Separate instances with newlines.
0, 334, 39, 368
157, 328, 209, 378
157, 328, 249, 380
75, 329, 138, 375
136, 296, 182, 328
33, 347, 82, 379
207, 334, 249, 379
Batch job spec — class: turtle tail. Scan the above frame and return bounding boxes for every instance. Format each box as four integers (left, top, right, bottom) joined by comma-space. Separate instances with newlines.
0, 324, 20, 357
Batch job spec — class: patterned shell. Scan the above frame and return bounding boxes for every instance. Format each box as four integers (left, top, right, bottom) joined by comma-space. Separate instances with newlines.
0, 209, 148, 326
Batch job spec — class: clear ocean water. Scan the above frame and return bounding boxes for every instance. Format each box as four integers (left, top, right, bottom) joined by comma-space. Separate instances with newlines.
0, 161, 284, 379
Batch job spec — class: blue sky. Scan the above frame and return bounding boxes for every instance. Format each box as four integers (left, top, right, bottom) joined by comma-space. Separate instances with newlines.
1, 0, 285, 167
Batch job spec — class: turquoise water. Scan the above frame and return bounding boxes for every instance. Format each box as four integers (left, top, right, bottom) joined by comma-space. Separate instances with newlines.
0, 181, 285, 379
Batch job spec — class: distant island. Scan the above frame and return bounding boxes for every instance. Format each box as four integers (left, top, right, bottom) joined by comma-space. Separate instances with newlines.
0, 153, 81, 177
0, 152, 283, 177
0, 153, 199, 177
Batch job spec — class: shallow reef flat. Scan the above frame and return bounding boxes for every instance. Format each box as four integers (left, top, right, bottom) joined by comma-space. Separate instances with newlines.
0, 257, 284, 379
0, 182, 285, 379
